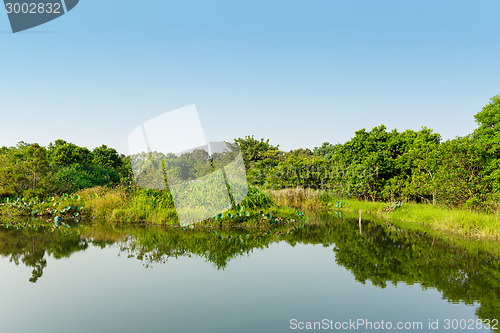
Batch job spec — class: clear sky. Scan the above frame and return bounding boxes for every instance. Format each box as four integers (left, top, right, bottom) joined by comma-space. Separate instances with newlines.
1, 0, 499, 154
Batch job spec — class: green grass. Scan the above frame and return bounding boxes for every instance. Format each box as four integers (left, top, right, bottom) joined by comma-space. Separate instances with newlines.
337, 199, 500, 239
268, 188, 500, 240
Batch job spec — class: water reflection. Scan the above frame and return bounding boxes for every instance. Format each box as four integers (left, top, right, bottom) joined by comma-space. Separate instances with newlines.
0, 229, 88, 282
0, 217, 499, 327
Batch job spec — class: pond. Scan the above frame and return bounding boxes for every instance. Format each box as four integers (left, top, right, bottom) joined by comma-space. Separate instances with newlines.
0, 217, 499, 333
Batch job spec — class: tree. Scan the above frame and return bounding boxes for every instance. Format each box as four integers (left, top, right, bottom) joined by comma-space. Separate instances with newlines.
286, 148, 313, 158
474, 94, 500, 147
333, 125, 395, 201
48, 140, 93, 167
434, 137, 489, 208
473, 94, 500, 199
92, 145, 122, 169
0, 143, 50, 197
313, 142, 337, 161
404, 128, 442, 204
234, 136, 281, 167
23, 143, 49, 193
0, 146, 28, 197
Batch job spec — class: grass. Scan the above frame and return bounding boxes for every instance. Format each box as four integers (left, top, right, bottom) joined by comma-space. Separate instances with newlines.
78, 186, 178, 224
268, 188, 500, 240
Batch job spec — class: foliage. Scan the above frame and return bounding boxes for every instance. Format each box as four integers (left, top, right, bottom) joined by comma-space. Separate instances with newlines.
48, 139, 93, 167
0, 140, 123, 198
234, 93, 500, 212
92, 144, 123, 169
474, 94, 500, 202
234, 135, 282, 169
1, 93, 500, 220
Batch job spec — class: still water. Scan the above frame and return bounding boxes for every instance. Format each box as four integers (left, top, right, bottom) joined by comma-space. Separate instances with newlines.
0, 218, 498, 333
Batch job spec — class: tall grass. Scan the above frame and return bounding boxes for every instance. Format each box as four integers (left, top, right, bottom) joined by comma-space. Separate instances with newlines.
241, 187, 274, 209
78, 186, 178, 224
268, 187, 326, 210
77, 186, 278, 225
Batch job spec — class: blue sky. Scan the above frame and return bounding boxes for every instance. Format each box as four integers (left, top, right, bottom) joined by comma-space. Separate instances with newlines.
0, 0, 499, 153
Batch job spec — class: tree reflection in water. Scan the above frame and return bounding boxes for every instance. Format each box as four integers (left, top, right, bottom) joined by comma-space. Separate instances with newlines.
0, 218, 499, 325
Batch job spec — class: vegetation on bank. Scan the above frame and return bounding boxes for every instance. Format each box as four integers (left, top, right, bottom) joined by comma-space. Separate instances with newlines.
0, 93, 499, 234
242, 94, 500, 213
269, 188, 500, 240
0, 185, 294, 225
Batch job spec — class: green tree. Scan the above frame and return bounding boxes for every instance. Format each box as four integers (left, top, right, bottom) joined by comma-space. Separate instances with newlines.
473, 94, 500, 201
313, 142, 337, 161
23, 143, 49, 194
92, 145, 122, 169
333, 125, 394, 201
285, 148, 313, 158
434, 137, 489, 208
401, 128, 441, 204
48, 139, 93, 167
0, 146, 28, 196
0, 143, 50, 197
234, 136, 281, 167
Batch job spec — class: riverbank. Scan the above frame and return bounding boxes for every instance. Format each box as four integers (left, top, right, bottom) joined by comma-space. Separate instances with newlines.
268, 188, 500, 240
0, 185, 302, 227
2, 185, 499, 241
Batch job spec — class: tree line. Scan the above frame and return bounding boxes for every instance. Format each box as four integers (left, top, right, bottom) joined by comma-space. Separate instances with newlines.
0, 139, 130, 198
1, 94, 498, 211
239, 94, 500, 211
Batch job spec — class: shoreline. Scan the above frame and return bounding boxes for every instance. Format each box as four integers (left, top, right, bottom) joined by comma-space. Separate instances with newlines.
268, 188, 500, 241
